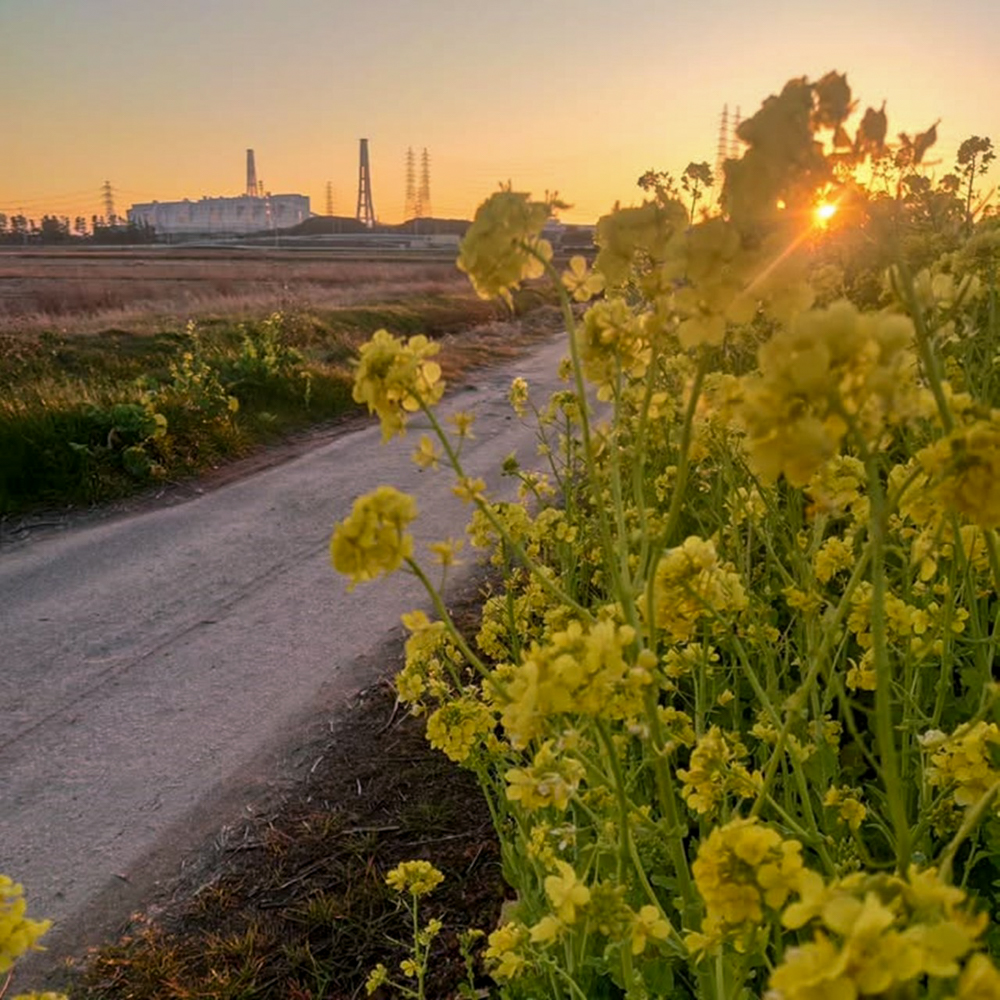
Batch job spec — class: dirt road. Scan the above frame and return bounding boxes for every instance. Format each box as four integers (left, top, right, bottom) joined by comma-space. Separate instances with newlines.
0, 333, 569, 983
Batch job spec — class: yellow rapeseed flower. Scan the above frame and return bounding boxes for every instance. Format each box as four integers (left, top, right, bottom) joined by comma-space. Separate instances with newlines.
543, 861, 590, 924
689, 818, 808, 948
508, 377, 530, 417
740, 300, 925, 485
485, 922, 529, 980
385, 860, 444, 897
457, 187, 555, 304
562, 255, 605, 302
426, 698, 494, 764
920, 420, 1000, 529
452, 476, 486, 505
412, 434, 440, 470
647, 536, 747, 641
364, 963, 388, 995
629, 905, 673, 955
331, 487, 417, 590
823, 787, 867, 832
505, 741, 585, 812
0, 876, 53, 976
927, 720, 1000, 809
353, 330, 444, 440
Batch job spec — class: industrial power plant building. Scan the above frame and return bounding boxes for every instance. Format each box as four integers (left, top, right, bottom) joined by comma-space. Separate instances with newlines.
126, 149, 310, 236
127, 194, 310, 236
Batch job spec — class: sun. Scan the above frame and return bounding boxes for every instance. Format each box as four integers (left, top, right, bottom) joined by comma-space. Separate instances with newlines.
814, 202, 838, 225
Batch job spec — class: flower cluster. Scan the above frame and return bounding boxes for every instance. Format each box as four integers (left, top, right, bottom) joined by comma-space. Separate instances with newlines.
499, 619, 650, 747
687, 818, 807, 952
352, 330, 444, 440
740, 300, 925, 484
330, 486, 417, 589
457, 187, 556, 304
485, 922, 529, 980
1, 876, 51, 975
647, 536, 747, 640
506, 741, 586, 812
592, 199, 687, 289
509, 377, 530, 417
672, 218, 759, 347
385, 860, 445, 898
920, 419, 1000, 528
771, 867, 993, 1000
677, 728, 761, 816
425, 697, 495, 764
926, 721, 1000, 809
575, 298, 650, 398
823, 786, 867, 832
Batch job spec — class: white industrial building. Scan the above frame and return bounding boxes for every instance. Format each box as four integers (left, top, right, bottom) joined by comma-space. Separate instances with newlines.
127, 193, 310, 236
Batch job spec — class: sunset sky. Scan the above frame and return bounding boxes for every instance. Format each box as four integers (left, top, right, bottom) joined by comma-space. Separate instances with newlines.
2, 0, 998, 226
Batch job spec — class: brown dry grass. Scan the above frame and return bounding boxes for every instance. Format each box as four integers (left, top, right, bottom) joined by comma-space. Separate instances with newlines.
0, 249, 470, 336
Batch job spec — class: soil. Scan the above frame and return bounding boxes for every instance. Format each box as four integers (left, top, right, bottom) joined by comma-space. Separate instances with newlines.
67, 581, 506, 1000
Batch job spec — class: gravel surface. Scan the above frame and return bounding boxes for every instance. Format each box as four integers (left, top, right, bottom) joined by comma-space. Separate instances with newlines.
0, 333, 569, 987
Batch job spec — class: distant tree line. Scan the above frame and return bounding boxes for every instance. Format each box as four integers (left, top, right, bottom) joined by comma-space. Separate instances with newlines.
0, 213, 156, 245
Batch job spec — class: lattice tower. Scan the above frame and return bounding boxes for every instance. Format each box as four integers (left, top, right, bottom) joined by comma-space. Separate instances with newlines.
326, 181, 334, 217
417, 148, 431, 219
729, 107, 742, 159
356, 138, 376, 227
101, 180, 116, 223
714, 105, 729, 202
404, 147, 417, 219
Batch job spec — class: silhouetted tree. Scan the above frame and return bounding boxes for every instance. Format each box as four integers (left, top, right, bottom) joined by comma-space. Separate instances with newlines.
40, 215, 70, 243
956, 136, 996, 230
682, 161, 714, 220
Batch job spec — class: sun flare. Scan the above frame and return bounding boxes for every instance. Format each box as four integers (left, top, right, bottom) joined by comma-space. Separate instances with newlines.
815, 202, 838, 224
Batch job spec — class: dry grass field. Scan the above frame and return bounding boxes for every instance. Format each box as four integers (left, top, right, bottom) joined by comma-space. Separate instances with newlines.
0, 247, 471, 336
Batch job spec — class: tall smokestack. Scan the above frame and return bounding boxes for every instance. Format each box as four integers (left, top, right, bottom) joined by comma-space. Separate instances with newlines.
246, 149, 258, 198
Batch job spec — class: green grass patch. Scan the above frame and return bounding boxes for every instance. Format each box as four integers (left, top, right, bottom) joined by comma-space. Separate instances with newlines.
0, 291, 552, 515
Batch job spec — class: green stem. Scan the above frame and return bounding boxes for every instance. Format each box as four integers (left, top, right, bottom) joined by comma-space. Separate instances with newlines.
643, 352, 712, 651
412, 896, 426, 1000
643, 690, 700, 926
404, 557, 493, 687
939, 778, 1000, 884
865, 449, 911, 871
659, 351, 711, 552
538, 253, 624, 606
419, 398, 593, 621
892, 262, 954, 434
